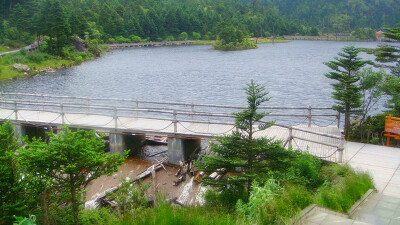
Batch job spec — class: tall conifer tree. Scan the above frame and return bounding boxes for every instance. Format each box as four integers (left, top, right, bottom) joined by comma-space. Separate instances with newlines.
196, 81, 285, 197
324, 46, 369, 140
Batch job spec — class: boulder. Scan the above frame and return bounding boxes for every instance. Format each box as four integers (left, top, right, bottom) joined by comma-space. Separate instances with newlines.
13, 63, 30, 72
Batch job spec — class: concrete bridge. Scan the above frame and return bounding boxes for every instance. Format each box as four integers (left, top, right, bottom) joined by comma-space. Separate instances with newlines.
0, 93, 344, 164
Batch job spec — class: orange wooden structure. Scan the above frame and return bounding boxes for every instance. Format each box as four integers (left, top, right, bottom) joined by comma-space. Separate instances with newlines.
384, 115, 400, 146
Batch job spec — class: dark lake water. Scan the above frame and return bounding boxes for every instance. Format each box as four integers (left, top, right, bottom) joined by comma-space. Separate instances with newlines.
0, 41, 381, 116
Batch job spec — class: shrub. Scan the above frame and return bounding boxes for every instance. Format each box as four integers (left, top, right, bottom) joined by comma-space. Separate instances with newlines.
204, 185, 248, 210
288, 153, 322, 188
80, 208, 120, 225
115, 36, 131, 43
106, 179, 150, 215
237, 180, 312, 224
164, 35, 175, 41
129, 35, 142, 43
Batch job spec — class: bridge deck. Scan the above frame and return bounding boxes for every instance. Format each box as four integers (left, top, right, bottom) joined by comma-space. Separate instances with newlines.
0, 108, 342, 162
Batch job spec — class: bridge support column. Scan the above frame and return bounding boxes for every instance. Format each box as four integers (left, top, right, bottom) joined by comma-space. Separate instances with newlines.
14, 124, 26, 145
124, 133, 146, 157
109, 132, 145, 156
168, 137, 200, 165
109, 133, 126, 156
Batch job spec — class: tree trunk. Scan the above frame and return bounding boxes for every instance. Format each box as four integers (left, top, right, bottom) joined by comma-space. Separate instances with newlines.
40, 189, 50, 225
345, 105, 351, 141
70, 177, 79, 225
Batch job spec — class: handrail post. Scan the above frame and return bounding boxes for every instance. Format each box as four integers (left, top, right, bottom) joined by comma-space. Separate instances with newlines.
173, 110, 177, 133
191, 103, 194, 120
337, 112, 341, 128
135, 99, 139, 117
14, 101, 18, 120
308, 105, 312, 127
87, 98, 90, 113
41, 94, 44, 111
288, 127, 293, 149
337, 135, 344, 163
61, 104, 65, 124
114, 107, 118, 129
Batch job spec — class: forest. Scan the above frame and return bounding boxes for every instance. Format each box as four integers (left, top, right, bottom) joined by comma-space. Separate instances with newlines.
0, 0, 399, 48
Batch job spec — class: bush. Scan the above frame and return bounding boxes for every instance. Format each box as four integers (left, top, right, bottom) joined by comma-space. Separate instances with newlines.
288, 153, 322, 188
164, 35, 175, 41
106, 179, 150, 215
204, 185, 248, 211
115, 36, 131, 43
129, 35, 142, 43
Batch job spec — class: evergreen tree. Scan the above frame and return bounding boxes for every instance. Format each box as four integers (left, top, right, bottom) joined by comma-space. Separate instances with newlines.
195, 81, 284, 199
40, 0, 71, 55
324, 46, 370, 140
9, 3, 28, 44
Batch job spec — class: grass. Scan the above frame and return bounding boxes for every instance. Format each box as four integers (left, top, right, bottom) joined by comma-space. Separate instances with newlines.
0, 45, 12, 53
0, 44, 107, 80
0, 50, 75, 80
80, 202, 235, 225
315, 164, 374, 213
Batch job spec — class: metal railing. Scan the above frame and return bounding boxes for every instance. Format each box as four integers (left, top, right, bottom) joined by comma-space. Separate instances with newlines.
0, 92, 344, 162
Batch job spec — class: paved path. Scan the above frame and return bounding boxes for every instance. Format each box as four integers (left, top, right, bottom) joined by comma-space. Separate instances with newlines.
346, 142, 400, 225
303, 142, 400, 225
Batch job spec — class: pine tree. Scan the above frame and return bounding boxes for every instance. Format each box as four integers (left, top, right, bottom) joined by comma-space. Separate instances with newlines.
324, 46, 370, 140
195, 81, 285, 201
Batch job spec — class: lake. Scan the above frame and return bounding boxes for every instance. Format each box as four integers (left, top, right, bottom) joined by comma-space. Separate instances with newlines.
0, 40, 381, 124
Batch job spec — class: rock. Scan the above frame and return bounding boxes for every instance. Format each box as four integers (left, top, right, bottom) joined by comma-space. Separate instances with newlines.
13, 63, 30, 72
40, 67, 56, 73
85, 199, 100, 210
71, 36, 88, 52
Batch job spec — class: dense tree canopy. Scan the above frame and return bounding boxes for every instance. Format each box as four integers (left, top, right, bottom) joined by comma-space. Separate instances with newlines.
0, 0, 399, 46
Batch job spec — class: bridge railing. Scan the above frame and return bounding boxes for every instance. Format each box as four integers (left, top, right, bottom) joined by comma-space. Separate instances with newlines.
0, 92, 340, 127
0, 92, 344, 162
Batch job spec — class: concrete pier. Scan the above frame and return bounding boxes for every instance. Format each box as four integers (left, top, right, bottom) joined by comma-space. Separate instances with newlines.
168, 137, 201, 164
109, 132, 146, 156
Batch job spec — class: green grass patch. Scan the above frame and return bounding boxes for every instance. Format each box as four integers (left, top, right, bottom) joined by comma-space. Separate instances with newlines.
80, 202, 234, 225
0, 46, 12, 53
0, 50, 75, 80
315, 164, 374, 213
0, 46, 98, 80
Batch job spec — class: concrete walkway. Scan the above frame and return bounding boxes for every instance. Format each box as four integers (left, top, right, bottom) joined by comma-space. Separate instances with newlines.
345, 142, 400, 195
302, 142, 400, 225
345, 142, 400, 225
